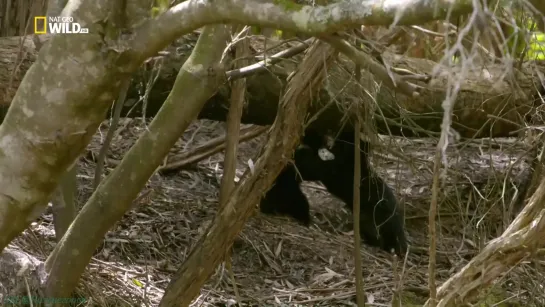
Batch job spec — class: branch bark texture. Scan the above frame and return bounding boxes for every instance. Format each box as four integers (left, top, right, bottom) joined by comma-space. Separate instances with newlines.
0, 1, 127, 251
159, 39, 336, 306
43, 24, 230, 299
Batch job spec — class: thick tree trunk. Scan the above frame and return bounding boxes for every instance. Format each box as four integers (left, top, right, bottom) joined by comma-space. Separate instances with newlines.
0, 34, 542, 139
0, 26, 131, 252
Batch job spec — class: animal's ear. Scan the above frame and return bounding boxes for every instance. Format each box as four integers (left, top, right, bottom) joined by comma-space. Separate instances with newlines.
324, 133, 335, 149
318, 148, 335, 161
301, 129, 326, 150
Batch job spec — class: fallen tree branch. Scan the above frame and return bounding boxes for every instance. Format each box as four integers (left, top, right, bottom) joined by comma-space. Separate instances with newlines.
159, 125, 268, 174
1, 31, 541, 139
428, 175, 545, 306
320, 34, 418, 97
227, 38, 313, 80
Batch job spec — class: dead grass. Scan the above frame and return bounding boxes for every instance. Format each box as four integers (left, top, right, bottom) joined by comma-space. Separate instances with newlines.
14, 118, 544, 306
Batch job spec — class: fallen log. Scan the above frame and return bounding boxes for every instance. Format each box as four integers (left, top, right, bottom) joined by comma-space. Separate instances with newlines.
0, 34, 543, 138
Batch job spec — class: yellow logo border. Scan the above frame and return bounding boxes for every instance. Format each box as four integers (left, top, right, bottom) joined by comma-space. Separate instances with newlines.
34, 17, 47, 34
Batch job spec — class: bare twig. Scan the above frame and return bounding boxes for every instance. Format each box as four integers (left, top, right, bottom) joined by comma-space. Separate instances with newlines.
226, 38, 313, 80
93, 78, 131, 190
352, 104, 365, 306
141, 58, 164, 126
427, 137, 442, 307
219, 25, 250, 305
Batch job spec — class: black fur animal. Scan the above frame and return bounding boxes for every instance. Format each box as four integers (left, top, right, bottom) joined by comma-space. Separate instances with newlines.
298, 129, 407, 256
258, 129, 331, 225
258, 128, 407, 256
259, 161, 312, 226
257, 129, 356, 223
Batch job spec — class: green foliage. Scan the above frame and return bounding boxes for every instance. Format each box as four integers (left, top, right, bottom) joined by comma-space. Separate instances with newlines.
451, 7, 545, 62
273, 0, 303, 12
475, 287, 523, 307
248, 27, 296, 39
399, 291, 427, 306
502, 7, 545, 60
526, 32, 545, 60
132, 278, 144, 288
251, 26, 262, 35
151, 0, 170, 18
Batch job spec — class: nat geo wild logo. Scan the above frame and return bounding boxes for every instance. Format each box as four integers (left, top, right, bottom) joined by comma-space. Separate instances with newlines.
34, 16, 89, 34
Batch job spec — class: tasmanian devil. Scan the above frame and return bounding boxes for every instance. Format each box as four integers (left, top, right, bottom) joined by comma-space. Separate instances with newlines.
259, 128, 408, 256
295, 129, 408, 256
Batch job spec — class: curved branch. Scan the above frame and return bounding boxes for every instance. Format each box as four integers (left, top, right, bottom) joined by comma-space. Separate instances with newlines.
427, 175, 545, 307
127, 0, 474, 64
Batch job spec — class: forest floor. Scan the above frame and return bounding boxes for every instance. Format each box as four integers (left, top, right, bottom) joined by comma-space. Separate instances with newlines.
15, 118, 543, 306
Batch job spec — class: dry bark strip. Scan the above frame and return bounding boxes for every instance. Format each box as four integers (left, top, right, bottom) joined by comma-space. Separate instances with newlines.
159, 39, 336, 306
